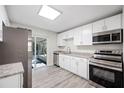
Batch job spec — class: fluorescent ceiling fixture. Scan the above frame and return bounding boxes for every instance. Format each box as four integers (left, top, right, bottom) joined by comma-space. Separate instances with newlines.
39, 5, 61, 20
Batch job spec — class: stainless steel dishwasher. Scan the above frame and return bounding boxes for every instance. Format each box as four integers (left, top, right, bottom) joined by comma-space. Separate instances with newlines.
53, 52, 59, 66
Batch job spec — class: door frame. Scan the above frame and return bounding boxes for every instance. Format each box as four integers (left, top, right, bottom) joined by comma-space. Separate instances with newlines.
32, 36, 48, 66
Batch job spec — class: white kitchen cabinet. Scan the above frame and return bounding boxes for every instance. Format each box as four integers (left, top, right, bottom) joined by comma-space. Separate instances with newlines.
77, 58, 88, 79
68, 30, 74, 39
81, 24, 92, 45
57, 14, 122, 47
92, 19, 105, 33
0, 16, 3, 42
63, 30, 74, 40
63, 55, 71, 71
93, 13, 122, 33
104, 14, 122, 31
0, 73, 23, 88
59, 55, 77, 73
59, 54, 64, 68
59, 55, 89, 79
73, 31, 80, 45
59, 54, 71, 71
73, 27, 83, 45
70, 57, 78, 74
62, 31, 68, 40
57, 29, 74, 46
57, 33, 65, 47
63, 55, 70, 70
74, 24, 92, 45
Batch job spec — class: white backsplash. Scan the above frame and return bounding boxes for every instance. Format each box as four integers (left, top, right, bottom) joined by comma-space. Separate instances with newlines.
58, 39, 123, 53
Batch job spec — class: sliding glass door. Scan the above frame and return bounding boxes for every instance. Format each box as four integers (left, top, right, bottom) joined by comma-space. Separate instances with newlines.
32, 37, 47, 69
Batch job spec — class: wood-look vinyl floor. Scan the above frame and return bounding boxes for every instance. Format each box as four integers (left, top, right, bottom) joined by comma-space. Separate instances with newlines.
32, 66, 95, 88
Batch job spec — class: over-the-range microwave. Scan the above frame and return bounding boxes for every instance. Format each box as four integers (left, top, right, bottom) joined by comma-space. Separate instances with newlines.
92, 29, 123, 45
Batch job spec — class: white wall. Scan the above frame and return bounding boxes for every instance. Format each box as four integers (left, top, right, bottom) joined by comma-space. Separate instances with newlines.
58, 39, 123, 53
10, 22, 57, 66
0, 5, 10, 26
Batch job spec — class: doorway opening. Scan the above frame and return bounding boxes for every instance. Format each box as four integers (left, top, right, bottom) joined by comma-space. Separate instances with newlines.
32, 37, 47, 69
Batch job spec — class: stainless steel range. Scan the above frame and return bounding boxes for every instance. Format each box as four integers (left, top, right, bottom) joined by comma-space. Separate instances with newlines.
89, 50, 123, 88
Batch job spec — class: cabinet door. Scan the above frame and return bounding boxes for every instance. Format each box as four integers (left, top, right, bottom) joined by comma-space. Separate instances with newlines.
62, 30, 74, 40
73, 27, 83, 45
61, 33, 66, 46
77, 58, 88, 79
0, 16, 3, 42
73, 31, 80, 45
61, 55, 66, 69
70, 57, 78, 74
63, 55, 71, 71
57, 34, 65, 46
57, 34, 60, 46
59, 55, 64, 68
62, 31, 68, 40
68, 30, 74, 39
0, 74, 21, 88
74, 24, 92, 45
92, 20, 105, 33
82, 24, 92, 45
105, 14, 122, 31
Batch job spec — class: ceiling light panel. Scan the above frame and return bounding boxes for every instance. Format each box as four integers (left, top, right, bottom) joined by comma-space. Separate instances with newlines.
39, 5, 61, 20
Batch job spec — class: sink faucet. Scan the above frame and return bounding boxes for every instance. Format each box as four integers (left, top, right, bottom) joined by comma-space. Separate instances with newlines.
67, 47, 71, 54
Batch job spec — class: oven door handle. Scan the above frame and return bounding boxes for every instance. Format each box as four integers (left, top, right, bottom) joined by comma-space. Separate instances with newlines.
89, 62, 122, 72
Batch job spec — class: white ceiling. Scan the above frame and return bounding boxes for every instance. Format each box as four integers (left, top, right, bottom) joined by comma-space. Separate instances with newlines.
6, 5, 122, 32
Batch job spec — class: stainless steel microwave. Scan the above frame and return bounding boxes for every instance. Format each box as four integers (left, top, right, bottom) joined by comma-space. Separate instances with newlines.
93, 29, 123, 45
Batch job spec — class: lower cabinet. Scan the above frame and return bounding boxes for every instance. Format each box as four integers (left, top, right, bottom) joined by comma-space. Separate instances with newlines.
70, 57, 78, 74
64, 55, 71, 71
59, 54, 88, 79
0, 73, 23, 88
77, 58, 88, 79
59, 55, 71, 71
59, 54, 64, 68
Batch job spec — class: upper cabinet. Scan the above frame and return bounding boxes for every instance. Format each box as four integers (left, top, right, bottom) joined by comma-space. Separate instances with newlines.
93, 14, 122, 33
104, 14, 122, 31
62, 30, 74, 40
92, 19, 105, 33
0, 16, 3, 42
57, 33, 66, 47
82, 24, 92, 45
57, 13, 122, 47
73, 27, 83, 45
57, 29, 74, 46
74, 24, 92, 45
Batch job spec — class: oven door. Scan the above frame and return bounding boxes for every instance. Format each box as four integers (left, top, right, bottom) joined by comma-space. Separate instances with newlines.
89, 63, 123, 88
